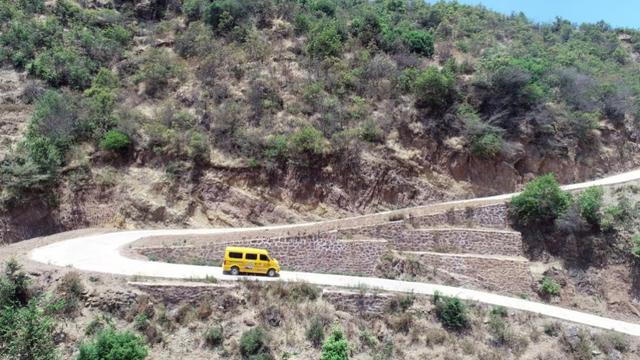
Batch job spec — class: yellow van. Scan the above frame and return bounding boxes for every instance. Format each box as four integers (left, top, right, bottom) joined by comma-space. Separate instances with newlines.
223, 247, 280, 277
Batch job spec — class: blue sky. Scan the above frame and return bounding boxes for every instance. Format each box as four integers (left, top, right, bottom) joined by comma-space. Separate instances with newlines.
452, 0, 640, 29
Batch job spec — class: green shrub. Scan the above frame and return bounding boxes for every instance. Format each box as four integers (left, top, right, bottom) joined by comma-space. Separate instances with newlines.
204, 325, 223, 348
134, 48, 184, 97
359, 120, 384, 143
239, 327, 270, 358
510, 174, 571, 226
539, 277, 561, 297
28, 89, 79, 150
414, 66, 456, 113
0, 259, 30, 308
0, 298, 58, 360
100, 130, 131, 151
204, 0, 248, 33
19, 0, 45, 13
631, 235, 640, 257
307, 21, 343, 59
309, 0, 336, 17
402, 30, 434, 57
29, 46, 96, 89
576, 187, 603, 226
77, 328, 148, 360
305, 318, 324, 348
263, 135, 289, 163
183, 0, 209, 21
432, 292, 469, 331
289, 126, 328, 165
321, 327, 349, 360
470, 132, 503, 158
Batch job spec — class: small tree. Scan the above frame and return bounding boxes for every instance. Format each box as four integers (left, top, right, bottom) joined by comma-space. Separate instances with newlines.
510, 174, 571, 227
307, 21, 343, 59
414, 66, 456, 113
77, 328, 148, 360
539, 277, 561, 298
305, 317, 325, 348
100, 130, 130, 151
321, 327, 349, 360
402, 30, 434, 57
432, 292, 469, 331
239, 327, 270, 358
576, 186, 604, 226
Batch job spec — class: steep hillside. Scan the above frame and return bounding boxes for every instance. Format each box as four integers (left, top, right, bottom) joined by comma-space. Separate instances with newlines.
1, 0, 640, 242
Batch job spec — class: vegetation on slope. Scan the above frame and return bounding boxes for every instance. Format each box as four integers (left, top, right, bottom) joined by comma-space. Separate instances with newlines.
1, 0, 640, 222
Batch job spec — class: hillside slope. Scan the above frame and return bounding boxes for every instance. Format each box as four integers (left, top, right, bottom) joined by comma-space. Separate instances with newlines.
1, 0, 640, 242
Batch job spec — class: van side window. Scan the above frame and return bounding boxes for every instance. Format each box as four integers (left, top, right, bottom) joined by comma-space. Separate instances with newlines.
245, 253, 258, 260
229, 252, 242, 259
260, 254, 269, 261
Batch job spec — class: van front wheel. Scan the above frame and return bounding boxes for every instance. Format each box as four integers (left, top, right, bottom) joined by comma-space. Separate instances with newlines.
267, 269, 276, 277
230, 267, 240, 276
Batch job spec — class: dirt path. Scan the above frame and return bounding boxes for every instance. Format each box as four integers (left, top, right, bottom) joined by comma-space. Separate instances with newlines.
28, 168, 640, 336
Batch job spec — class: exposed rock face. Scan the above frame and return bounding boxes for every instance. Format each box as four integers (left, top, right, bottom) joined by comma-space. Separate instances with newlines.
0, 68, 32, 160
0, 200, 59, 244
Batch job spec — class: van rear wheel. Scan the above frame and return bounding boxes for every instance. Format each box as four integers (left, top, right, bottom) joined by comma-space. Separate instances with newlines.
267, 269, 276, 277
230, 266, 240, 276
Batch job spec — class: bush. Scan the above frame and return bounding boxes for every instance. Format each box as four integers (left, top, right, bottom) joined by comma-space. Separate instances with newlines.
289, 126, 329, 165
414, 66, 456, 113
631, 235, 640, 258
593, 331, 629, 354
306, 317, 324, 348
28, 89, 79, 150
402, 30, 434, 57
134, 48, 184, 97
359, 120, 384, 143
470, 132, 503, 158
183, 0, 209, 21
100, 130, 130, 151
539, 277, 561, 297
321, 327, 349, 360
432, 292, 469, 331
307, 21, 343, 59
77, 328, 148, 360
510, 174, 571, 226
57, 272, 84, 315
239, 327, 270, 358
0, 259, 30, 308
0, 298, 58, 360
204, 325, 223, 348
576, 187, 603, 226
28, 46, 96, 89
309, 0, 336, 17
19, 0, 45, 13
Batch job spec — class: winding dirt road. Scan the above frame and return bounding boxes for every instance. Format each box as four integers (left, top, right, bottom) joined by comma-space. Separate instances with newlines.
30, 169, 640, 335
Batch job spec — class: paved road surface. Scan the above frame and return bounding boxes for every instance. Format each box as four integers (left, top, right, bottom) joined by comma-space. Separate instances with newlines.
30, 169, 640, 335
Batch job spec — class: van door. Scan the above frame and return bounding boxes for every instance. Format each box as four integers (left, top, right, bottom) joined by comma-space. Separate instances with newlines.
244, 253, 258, 273
228, 251, 243, 272
258, 254, 270, 274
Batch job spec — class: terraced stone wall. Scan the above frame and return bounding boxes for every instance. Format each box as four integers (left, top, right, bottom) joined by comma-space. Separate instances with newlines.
409, 204, 509, 229
412, 252, 532, 294
136, 233, 388, 276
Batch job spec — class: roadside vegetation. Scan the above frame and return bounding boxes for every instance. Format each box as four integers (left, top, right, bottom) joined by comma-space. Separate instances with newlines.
2, 263, 634, 359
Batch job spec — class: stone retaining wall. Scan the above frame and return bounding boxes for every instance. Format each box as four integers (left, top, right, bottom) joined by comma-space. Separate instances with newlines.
136, 233, 388, 276
337, 221, 522, 256
322, 290, 393, 316
412, 252, 532, 294
409, 204, 509, 229
395, 229, 523, 256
